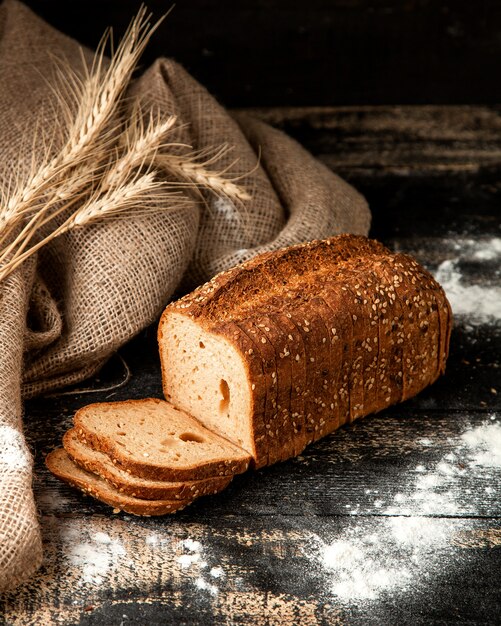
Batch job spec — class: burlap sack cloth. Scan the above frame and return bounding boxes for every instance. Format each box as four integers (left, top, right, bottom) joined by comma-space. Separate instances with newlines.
0, 0, 370, 592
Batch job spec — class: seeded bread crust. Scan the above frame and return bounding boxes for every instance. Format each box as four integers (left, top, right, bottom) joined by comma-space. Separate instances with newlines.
73, 398, 251, 481
236, 317, 277, 468
46, 448, 192, 516
63, 429, 233, 501
161, 234, 453, 469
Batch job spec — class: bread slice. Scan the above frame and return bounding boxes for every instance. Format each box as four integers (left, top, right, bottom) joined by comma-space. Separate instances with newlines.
236, 316, 277, 468
73, 398, 251, 481
159, 234, 452, 469
45, 448, 192, 516
63, 429, 233, 500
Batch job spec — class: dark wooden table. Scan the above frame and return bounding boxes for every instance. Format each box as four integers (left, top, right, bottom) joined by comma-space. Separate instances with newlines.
2, 106, 500, 625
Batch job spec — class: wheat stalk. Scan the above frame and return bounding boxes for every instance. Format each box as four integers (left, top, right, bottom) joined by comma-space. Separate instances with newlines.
0, 6, 161, 250
0, 6, 254, 285
155, 144, 252, 202
103, 112, 178, 190
0, 170, 187, 282
0, 109, 183, 279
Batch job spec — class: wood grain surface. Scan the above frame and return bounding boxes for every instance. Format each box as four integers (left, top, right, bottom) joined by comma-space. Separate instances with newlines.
2, 105, 501, 625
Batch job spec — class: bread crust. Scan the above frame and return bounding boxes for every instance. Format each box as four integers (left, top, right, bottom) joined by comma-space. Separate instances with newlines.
235, 317, 277, 468
46, 448, 192, 516
63, 429, 233, 501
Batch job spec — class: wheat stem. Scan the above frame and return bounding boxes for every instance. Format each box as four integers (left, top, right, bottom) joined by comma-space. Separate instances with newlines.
0, 170, 185, 281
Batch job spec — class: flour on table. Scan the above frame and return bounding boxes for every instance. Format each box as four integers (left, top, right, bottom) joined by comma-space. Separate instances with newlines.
393, 235, 501, 326
182, 538, 202, 552
316, 516, 449, 601
62, 527, 127, 586
177, 553, 201, 568
470, 237, 501, 261
306, 416, 500, 603
460, 421, 501, 467
210, 566, 225, 579
434, 258, 501, 323
384, 417, 501, 516
195, 577, 218, 595
176, 537, 225, 595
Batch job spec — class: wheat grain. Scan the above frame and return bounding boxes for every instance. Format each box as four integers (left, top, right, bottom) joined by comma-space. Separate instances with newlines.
102, 113, 178, 190
0, 171, 187, 282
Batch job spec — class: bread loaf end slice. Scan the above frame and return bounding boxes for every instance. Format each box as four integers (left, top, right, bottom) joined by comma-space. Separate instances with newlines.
45, 448, 192, 516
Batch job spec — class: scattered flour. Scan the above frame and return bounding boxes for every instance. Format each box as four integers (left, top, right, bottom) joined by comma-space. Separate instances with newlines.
195, 577, 218, 595
460, 422, 501, 467
55, 522, 224, 593
434, 259, 501, 324
145, 533, 170, 547
384, 417, 501, 516
470, 237, 501, 261
318, 516, 447, 601
401, 234, 501, 325
0, 423, 31, 471
311, 417, 500, 602
63, 529, 127, 586
177, 553, 201, 568
182, 538, 202, 552
394, 234, 501, 326
210, 566, 225, 579
176, 537, 225, 595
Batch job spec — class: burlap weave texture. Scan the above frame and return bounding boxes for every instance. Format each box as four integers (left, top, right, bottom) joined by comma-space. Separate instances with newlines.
0, 0, 370, 591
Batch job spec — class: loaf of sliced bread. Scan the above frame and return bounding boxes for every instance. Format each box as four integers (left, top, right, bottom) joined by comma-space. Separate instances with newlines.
63, 429, 234, 500
45, 448, 192, 516
47, 234, 452, 514
159, 234, 452, 468
73, 398, 251, 481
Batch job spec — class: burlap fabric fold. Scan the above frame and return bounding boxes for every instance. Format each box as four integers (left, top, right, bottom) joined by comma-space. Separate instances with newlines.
0, 0, 370, 592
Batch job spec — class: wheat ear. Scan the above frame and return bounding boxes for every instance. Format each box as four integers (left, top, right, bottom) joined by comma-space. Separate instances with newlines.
155, 144, 252, 202
0, 6, 162, 249
0, 170, 187, 281
0, 109, 183, 279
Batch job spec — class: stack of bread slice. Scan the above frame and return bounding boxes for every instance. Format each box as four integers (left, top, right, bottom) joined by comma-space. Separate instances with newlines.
47, 235, 452, 515
46, 398, 251, 515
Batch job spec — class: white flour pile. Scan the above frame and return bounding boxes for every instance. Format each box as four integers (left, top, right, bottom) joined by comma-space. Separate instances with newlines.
402, 235, 501, 326
62, 528, 127, 586
311, 416, 500, 602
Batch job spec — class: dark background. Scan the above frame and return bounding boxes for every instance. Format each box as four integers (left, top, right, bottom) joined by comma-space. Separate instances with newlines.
23, 0, 497, 108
